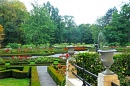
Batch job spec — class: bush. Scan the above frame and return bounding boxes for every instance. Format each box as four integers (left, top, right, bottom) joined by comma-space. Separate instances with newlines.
0, 66, 29, 79
31, 66, 40, 86
6, 43, 20, 49
12, 69, 28, 79
47, 66, 65, 86
75, 52, 130, 86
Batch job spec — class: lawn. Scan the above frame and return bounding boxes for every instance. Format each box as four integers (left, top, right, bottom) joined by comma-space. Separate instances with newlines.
0, 78, 29, 86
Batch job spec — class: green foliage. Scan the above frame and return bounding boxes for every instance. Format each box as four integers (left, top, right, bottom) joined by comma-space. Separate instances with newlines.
47, 66, 65, 86
0, 0, 27, 44
0, 66, 29, 79
75, 53, 130, 85
75, 53, 102, 86
6, 43, 21, 49
22, 2, 56, 45
31, 66, 40, 86
78, 24, 93, 44
0, 57, 4, 64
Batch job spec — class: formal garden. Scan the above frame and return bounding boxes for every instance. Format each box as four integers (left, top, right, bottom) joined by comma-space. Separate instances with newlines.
1, 0, 130, 86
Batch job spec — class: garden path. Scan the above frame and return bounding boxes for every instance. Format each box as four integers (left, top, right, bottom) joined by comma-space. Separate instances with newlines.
37, 66, 57, 86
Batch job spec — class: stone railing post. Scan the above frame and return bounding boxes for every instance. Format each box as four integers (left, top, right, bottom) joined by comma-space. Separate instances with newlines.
66, 59, 77, 78
98, 73, 120, 86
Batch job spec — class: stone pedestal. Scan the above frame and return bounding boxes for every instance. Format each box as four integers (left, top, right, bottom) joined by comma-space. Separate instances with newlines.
66, 60, 77, 86
98, 73, 120, 86
67, 62, 77, 78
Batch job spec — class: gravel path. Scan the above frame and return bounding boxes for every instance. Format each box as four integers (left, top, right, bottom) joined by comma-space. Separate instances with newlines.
37, 66, 57, 86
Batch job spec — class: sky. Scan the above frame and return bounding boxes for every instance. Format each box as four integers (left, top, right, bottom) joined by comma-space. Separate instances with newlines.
19, 0, 129, 25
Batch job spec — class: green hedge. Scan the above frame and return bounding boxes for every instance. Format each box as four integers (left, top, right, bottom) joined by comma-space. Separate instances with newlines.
47, 66, 65, 86
75, 52, 130, 86
31, 66, 40, 86
0, 66, 29, 79
0, 70, 12, 78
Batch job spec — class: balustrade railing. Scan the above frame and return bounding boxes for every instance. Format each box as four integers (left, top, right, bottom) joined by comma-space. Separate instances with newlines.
111, 82, 119, 86
71, 63, 98, 86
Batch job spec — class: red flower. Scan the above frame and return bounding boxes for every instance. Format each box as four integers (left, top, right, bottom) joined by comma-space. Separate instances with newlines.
24, 56, 28, 60
19, 56, 23, 60
11, 56, 14, 59
65, 53, 69, 58
5, 49, 10, 52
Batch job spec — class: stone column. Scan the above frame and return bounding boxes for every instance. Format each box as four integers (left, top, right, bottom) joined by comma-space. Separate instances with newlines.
98, 73, 120, 86
66, 59, 77, 86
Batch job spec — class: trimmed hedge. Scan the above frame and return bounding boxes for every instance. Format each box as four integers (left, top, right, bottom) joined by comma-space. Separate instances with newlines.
47, 66, 65, 86
0, 66, 29, 79
31, 66, 40, 86
0, 70, 12, 78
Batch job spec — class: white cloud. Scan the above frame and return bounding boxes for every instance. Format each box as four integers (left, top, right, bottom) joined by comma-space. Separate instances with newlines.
20, 0, 129, 25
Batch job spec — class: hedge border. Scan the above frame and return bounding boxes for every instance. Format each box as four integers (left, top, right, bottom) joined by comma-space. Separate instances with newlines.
47, 66, 65, 86
31, 66, 40, 86
0, 66, 29, 79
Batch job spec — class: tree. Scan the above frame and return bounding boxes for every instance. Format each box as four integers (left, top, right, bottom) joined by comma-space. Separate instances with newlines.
104, 10, 128, 46
90, 24, 101, 43
120, 3, 130, 42
96, 7, 117, 28
22, 2, 55, 45
44, 1, 65, 44
78, 24, 93, 44
0, 0, 27, 44
63, 15, 76, 44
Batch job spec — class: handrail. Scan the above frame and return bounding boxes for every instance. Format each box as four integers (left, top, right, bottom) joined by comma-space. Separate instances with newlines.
71, 63, 98, 86
111, 82, 119, 86
72, 72, 92, 86
72, 63, 98, 79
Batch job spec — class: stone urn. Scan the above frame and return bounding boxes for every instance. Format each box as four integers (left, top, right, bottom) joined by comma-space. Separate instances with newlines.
67, 45, 75, 57
98, 49, 117, 75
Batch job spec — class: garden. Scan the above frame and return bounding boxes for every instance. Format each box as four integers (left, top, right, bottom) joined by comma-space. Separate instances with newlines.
1, 0, 130, 86
1, 43, 130, 86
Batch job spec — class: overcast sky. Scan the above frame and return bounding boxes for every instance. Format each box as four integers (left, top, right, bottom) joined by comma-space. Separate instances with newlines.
19, 0, 129, 25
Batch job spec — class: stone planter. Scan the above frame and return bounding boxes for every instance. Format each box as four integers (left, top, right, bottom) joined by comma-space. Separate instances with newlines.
98, 49, 116, 75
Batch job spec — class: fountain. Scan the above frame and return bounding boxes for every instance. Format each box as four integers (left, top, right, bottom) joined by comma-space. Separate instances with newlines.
97, 31, 116, 75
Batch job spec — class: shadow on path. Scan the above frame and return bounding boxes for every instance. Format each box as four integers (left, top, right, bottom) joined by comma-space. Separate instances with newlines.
37, 66, 57, 86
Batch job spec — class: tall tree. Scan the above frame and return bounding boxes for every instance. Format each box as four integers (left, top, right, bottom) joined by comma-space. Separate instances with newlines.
90, 24, 101, 43
78, 24, 93, 44
104, 10, 128, 46
120, 3, 130, 42
96, 7, 117, 28
22, 3, 55, 45
63, 15, 76, 44
44, 1, 65, 44
0, 0, 27, 44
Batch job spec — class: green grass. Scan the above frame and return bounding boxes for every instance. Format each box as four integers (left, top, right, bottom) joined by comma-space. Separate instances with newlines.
0, 78, 29, 86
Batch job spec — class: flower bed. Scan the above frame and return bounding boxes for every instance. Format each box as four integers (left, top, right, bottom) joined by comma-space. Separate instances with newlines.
64, 46, 87, 51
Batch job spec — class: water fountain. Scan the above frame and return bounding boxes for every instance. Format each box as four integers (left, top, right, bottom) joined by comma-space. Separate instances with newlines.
97, 31, 116, 75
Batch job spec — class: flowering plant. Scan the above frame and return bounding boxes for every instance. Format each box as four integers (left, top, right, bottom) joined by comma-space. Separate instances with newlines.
59, 53, 70, 59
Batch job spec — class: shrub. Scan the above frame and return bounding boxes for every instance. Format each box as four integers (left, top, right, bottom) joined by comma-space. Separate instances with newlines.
0, 66, 29, 79
47, 66, 65, 86
31, 66, 40, 86
75, 52, 130, 86
6, 43, 20, 49
12, 69, 28, 79
0, 57, 4, 64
